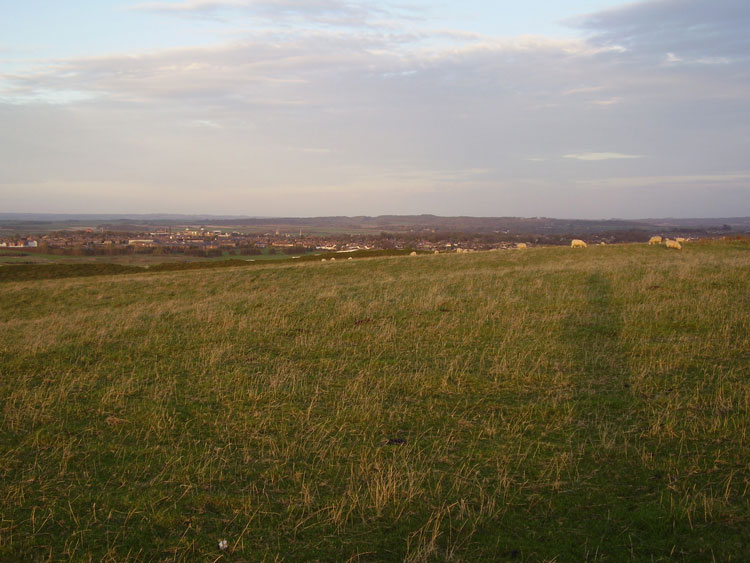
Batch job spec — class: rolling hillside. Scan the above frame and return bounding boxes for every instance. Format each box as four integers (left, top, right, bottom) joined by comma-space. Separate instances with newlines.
1, 241, 748, 561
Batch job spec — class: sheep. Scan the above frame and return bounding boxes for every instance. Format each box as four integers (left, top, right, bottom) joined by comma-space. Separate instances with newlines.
321, 258, 327, 262
330, 257, 336, 261
665, 239, 682, 250
675, 237, 686, 243
648, 236, 662, 245
570, 239, 587, 248
434, 250, 439, 254
516, 243, 528, 249
410, 251, 417, 256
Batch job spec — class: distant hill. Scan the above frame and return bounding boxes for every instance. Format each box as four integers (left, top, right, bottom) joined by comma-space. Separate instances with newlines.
1, 213, 748, 235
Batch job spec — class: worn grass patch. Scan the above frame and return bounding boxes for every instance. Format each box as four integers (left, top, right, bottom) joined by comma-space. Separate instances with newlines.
1, 241, 748, 561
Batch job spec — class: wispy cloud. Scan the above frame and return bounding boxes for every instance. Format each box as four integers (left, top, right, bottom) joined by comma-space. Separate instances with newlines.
129, 0, 417, 29
580, 172, 750, 187
592, 97, 621, 106
562, 85, 604, 96
564, 152, 643, 161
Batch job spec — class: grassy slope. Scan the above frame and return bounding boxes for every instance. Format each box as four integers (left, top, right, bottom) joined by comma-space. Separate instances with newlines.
0, 249, 303, 266
1, 242, 748, 561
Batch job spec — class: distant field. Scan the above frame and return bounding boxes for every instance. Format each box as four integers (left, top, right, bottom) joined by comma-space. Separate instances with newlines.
0, 248, 312, 266
1, 241, 748, 561
0, 250, 425, 282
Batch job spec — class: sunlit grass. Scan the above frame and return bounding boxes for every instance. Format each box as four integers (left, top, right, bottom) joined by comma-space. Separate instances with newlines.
1, 241, 748, 560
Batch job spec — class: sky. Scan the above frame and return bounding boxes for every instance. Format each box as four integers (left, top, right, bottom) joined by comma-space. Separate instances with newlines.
1, 0, 749, 219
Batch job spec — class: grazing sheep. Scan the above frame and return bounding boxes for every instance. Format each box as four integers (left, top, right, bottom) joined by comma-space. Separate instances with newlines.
665, 239, 682, 250
410, 251, 417, 256
434, 250, 439, 254
675, 237, 686, 243
321, 258, 327, 262
516, 243, 528, 249
330, 257, 336, 261
348, 257, 353, 260
600, 242, 607, 245
571, 239, 587, 248
648, 236, 663, 245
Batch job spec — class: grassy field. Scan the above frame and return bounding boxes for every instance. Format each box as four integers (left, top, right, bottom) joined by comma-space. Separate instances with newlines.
0, 249, 312, 266
1, 241, 748, 561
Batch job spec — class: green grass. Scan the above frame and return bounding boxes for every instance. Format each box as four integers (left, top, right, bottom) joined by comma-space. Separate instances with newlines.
1, 241, 748, 561
0, 251, 63, 264
0, 250, 423, 283
0, 249, 303, 266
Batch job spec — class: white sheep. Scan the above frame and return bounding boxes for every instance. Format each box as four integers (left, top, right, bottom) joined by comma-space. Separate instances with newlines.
665, 239, 682, 250
516, 243, 528, 249
570, 239, 587, 248
410, 251, 417, 256
648, 236, 662, 245
675, 237, 686, 243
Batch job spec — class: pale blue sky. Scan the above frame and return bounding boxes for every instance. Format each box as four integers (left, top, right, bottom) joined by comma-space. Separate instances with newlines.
1, 0, 626, 58
1, 1, 217, 58
1, 0, 749, 218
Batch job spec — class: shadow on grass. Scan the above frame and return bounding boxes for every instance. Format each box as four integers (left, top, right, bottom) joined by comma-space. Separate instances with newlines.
540, 273, 683, 560
565, 272, 626, 384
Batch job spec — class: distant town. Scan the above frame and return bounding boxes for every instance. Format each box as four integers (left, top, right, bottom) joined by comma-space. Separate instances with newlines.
1, 214, 748, 258
0, 225, 542, 256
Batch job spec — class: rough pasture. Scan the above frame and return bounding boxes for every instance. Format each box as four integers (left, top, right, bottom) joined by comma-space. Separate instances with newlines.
1, 241, 748, 561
